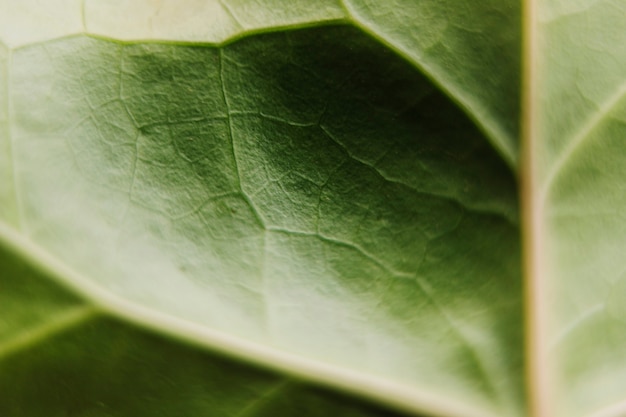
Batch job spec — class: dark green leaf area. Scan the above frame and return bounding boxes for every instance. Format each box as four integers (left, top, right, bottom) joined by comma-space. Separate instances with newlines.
0, 238, 82, 349
345, 0, 522, 162
13, 25, 522, 410
0, 317, 406, 417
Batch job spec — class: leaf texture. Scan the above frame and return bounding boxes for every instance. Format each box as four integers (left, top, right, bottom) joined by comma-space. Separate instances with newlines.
527, 0, 626, 416
2, 24, 523, 416
0, 0, 532, 417
0, 240, 407, 417
344, 0, 521, 164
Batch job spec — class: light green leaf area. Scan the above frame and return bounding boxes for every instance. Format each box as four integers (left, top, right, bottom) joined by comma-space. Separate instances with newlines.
0, 42, 17, 225
537, 0, 626, 415
84, 0, 347, 43
0, 241, 405, 417
4, 25, 523, 417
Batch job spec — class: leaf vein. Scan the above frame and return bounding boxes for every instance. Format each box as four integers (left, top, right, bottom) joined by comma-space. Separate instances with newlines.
542, 80, 626, 198
0, 305, 99, 362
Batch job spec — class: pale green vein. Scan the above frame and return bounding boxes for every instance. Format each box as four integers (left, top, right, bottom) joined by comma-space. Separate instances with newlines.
242, 111, 319, 128
415, 275, 504, 413
10, 20, 352, 51
542, 80, 626, 199
233, 380, 293, 417
267, 227, 414, 278
218, 48, 242, 190
217, 0, 245, 31
80, 0, 87, 32
0, 305, 98, 361
339, 2, 516, 168
318, 124, 516, 225
548, 303, 605, 350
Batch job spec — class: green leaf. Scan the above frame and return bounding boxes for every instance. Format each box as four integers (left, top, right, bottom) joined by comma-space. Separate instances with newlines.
0, 0, 527, 415
10, 0, 626, 417
525, 0, 626, 416
1, 20, 523, 416
344, 0, 521, 165
0, 240, 406, 417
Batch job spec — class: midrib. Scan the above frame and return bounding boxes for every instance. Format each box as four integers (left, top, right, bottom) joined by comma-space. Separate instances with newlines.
521, 0, 554, 415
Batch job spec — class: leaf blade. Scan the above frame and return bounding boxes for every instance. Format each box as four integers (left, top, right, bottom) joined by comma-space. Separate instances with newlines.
528, 0, 626, 415
1, 3, 525, 416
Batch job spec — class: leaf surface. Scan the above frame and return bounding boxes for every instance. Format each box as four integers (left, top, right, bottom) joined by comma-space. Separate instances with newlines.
0, 1, 527, 417
0, 0, 521, 164
0, 42, 17, 225
526, 0, 626, 416
344, 0, 521, 164
0, 239, 406, 417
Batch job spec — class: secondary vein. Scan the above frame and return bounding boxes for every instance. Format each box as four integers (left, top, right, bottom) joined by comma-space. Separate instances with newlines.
0, 305, 99, 361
